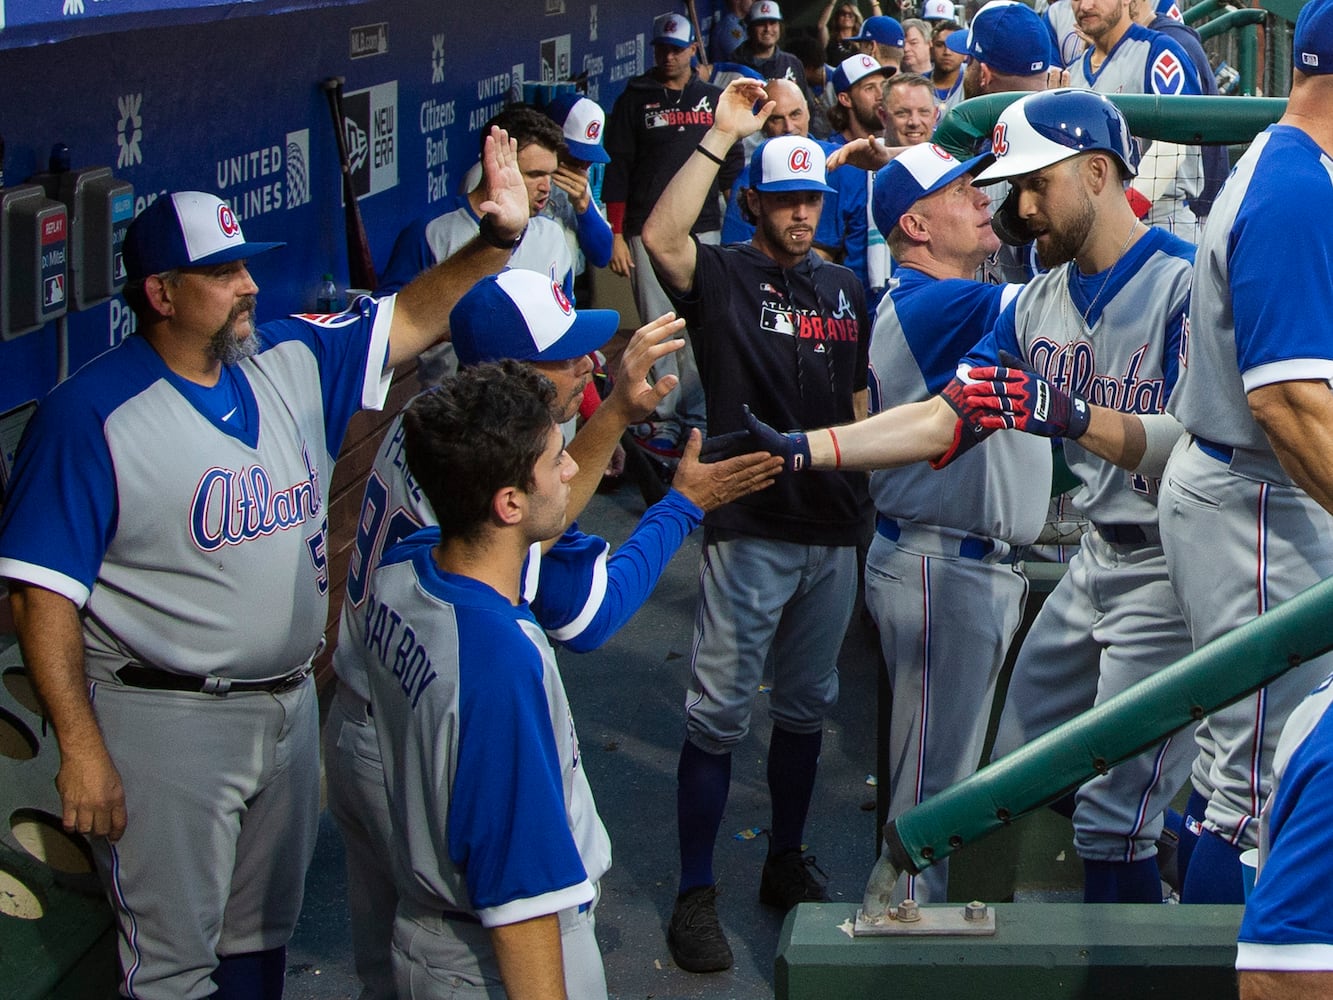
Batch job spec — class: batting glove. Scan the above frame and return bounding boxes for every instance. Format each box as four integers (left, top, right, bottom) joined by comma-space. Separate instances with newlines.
700, 404, 811, 472
964, 351, 1091, 440
932, 370, 998, 469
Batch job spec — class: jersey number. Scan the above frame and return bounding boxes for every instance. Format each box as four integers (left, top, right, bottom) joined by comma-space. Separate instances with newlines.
306, 517, 330, 596
345, 472, 424, 608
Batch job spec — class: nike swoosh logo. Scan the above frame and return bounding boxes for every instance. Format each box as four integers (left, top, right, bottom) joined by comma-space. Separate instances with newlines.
222, 407, 238, 422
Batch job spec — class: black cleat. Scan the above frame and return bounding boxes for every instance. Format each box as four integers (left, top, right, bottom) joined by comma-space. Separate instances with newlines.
667, 884, 734, 973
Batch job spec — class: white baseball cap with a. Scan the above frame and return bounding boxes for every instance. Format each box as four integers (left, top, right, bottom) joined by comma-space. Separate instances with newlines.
749, 0, 784, 23
653, 11, 694, 47
749, 135, 836, 193
923, 0, 955, 20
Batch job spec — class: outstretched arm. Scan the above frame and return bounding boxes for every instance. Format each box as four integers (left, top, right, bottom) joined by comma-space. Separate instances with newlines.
641, 79, 774, 295
385, 126, 528, 368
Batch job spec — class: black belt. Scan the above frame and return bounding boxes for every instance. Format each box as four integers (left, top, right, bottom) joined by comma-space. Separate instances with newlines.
1093, 523, 1158, 546
1193, 435, 1234, 464
115, 662, 312, 696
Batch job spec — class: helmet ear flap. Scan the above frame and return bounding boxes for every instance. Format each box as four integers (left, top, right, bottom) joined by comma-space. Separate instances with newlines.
991, 186, 1036, 246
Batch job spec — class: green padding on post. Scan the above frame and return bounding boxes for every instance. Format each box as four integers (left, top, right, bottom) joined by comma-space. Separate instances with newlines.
1198, 8, 1267, 40
778, 903, 1243, 1000
890, 573, 1333, 875
933, 93, 1287, 161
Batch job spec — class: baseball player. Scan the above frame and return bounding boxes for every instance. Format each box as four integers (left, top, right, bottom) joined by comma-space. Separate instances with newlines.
722, 90, 1197, 903
862, 143, 1052, 903
605, 11, 743, 458
1235, 672, 1333, 996
1159, 0, 1333, 905
379, 105, 573, 386
1043, 0, 1089, 68
541, 93, 615, 278
1067, 0, 1204, 242
732, 1, 815, 103
0, 129, 529, 1000
642, 79, 870, 973
847, 15, 906, 71
360, 362, 600, 999
324, 270, 780, 998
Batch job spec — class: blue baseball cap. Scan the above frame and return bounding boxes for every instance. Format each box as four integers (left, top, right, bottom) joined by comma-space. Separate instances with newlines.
545, 94, 611, 164
749, 135, 836, 194
1294, 0, 1333, 74
872, 143, 992, 235
1155, 0, 1184, 20
849, 14, 906, 47
450, 269, 619, 367
946, 1, 1052, 75
831, 52, 894, 93
123, 191, 283, 282
653, 11, 694, 47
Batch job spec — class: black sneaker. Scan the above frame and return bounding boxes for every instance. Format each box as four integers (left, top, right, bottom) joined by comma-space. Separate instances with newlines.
667, 885, 734, 973
759, 850, 830, 910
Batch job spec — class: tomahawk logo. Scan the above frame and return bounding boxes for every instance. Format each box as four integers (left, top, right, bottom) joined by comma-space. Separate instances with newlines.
431, 34, 446, 84
117, 94, 143, 168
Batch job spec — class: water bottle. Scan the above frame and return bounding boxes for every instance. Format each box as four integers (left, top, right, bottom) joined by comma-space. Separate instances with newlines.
316, 273, 340, 313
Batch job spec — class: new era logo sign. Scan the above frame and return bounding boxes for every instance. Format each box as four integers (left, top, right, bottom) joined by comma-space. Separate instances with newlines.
1304, 52, 1320, 67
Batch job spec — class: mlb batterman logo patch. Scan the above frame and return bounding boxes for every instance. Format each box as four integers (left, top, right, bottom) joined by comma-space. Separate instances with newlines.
217, 203, 241, 238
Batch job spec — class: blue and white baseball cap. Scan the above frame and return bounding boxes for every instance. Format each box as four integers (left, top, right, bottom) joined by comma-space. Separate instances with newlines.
748, 0, 784, 23
871, 143, 992, 235
749, 135, 836, 194
922, 0, 956, 21
451, 269, 619, 367
653, 11, 694, 47
973, 88, 1138, 183
946, 1, 1052, 75
832, 52, 894, 93
849, 15, 906, 47
123, 191, 283, 282
1294, 0, 1333, 74
545, 94, 611, 164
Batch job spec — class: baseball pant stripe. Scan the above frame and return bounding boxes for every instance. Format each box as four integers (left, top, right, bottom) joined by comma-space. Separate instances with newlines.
109, 842, 145, 997
1126, 736, 1173, 863
907, 556, 932, 900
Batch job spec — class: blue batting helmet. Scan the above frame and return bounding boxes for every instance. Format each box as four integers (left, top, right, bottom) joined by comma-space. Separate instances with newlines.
973, 88, 1139, 183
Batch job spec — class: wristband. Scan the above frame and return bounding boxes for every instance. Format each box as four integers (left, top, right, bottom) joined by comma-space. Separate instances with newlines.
696, 143, 727, 167
478, 214, 524, 250
828, 427, 842, 469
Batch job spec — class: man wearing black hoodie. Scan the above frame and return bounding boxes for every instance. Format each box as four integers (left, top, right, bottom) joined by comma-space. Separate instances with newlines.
642, 78, 869, 975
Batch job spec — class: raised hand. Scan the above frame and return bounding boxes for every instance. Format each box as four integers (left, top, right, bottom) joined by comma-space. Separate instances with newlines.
673, 430, 784, 511
477, 126, 528, 242
604, 313, 687, 424
713, 79, 776, 143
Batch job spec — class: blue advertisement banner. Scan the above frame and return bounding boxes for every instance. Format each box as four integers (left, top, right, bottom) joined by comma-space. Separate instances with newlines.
0, 1, 727, 414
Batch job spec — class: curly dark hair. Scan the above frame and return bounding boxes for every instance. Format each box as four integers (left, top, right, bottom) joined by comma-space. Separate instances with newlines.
403, 360, 558, 543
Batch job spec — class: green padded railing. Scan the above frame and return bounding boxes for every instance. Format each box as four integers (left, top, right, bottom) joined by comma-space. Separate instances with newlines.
861, 573, 1333, 919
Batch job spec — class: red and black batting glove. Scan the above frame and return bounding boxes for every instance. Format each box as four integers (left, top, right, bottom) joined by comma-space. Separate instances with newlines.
964, 351, 1091, 440
932, 369, 998, 469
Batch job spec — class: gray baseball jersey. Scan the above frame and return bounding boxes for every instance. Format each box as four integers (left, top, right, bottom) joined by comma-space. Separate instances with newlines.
1070, 24, 1204, 240
1161, 124, 1333, 862
983, 226, 1200, 874
865, 268, 1049, 902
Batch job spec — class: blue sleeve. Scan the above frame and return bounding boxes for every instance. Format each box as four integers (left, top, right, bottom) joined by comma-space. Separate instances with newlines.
533, 489, 704, 653
1145, 35, 1202, 95
0, 383, 118, 601
377, 218, 435, 295
259, 294, 386, 455
897, 280, 1011, 394
448, 617, 587, 911
1238, 707, 1333, 954
1230, 165, 1333, 377
722, 175, 756, 244
959, 296, 1020, 370
575, 202, 614, 269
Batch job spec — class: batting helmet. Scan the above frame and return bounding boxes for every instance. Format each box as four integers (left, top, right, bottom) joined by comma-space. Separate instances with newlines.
973, 88, 1139, 184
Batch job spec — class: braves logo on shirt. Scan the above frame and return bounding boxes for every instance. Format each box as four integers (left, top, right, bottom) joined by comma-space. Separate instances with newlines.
1150, 50, 1187, 94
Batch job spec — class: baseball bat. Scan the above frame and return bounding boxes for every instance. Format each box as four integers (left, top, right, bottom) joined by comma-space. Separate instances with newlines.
321, 76, 377, 291
683, 0, 710, 67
